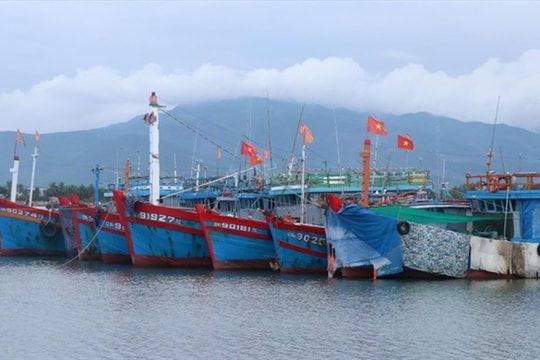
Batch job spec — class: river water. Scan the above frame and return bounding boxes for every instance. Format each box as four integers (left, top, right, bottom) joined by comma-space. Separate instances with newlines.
1, 256, 539, 359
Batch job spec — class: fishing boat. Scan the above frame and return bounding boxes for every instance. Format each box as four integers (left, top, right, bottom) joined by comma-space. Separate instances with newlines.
57, 195, 98, 260
265, 212, 327, 274
324, 139, 474, 279
110, 92, 213, 268
464, 169, 540, 279
0, 132, 68, 256
265, 121, 436, 276
195, 203, 275, 270
267, 168, 431, 225
0, 195, 66, 256
74, 205, 129, 264
75, 206, 131, 264
113, 189, 211, 267
71, 165, 129, 264
261, 125, 328, 273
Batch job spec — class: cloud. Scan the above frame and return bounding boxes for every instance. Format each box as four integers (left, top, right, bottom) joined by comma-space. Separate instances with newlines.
2, 50, 540, 134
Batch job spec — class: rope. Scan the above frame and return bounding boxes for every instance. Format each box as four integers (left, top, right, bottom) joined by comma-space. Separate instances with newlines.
58, 210, 110, 267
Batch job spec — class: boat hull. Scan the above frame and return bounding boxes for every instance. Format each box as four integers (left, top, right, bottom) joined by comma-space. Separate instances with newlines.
468, 236, 540, 279
196, 205, 274, 270
96, 213, 131, 264
113, 191, 211, 268
266, 216, 327, 274
75, 208, 129, 263
60, 205, 100, 261
0, 199, 66, 256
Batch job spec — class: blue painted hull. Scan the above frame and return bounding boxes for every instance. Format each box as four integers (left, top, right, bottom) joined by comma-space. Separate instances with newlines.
196, 205, 274, 270
266, 216, 327, 274
75, 208, 128, 263
95, 213, 130, 264
0, 199, 66, 256
74, 210, 101, 261
113, 190, 211, 268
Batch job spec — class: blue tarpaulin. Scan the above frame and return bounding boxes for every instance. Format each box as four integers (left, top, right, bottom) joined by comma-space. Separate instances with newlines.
325, 204, 404, 276
520, 199, 540, 241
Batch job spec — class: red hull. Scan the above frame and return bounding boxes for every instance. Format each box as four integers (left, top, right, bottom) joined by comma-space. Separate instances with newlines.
102, 253, 132, 265
465, 269, 516, 280
340, 266, 375, 279
131, 255, 212, 268
278, 267, 327, 275
0, 249, 66, 257
341, 266, 456, 280
213, 259, 272, 271
78, 252, 102, 261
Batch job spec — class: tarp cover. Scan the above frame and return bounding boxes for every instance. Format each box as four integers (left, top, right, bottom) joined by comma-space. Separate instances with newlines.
370, 205, 499, 224
402, 223, 470, 278
325, 204, 403, 276
519, 200, 540, 241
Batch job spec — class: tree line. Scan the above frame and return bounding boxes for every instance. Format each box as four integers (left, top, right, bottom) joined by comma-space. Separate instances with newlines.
0, 181, 104, 204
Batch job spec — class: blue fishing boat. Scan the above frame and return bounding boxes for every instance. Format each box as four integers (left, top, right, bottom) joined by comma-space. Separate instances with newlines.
195, 203, 274, 270
324, 139, 473, 280
109, 92, 216, 268
0, 197, 66, 256
0, 135, 68, 257
267, 168, 431, 225
113, 187, 213, 267
73, 205, 130, 264
464, 170, 540, 279
57, 195, 93, 259
265, 213, 327, 274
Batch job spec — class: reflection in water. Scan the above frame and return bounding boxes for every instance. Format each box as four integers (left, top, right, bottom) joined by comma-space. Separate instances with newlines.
1, 257, 539, 359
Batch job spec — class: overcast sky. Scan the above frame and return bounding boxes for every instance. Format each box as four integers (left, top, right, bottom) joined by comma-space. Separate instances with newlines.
1, 1, 540, 134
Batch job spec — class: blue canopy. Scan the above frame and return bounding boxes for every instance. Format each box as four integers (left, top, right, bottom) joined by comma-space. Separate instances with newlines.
325, 204, 403, 276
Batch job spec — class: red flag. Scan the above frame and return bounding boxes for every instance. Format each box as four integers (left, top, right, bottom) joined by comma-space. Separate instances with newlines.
367, 116, 388, 136
397, 134, 414, 150
216, 147, 222, 159
241, 141, 257, 156
249, 154, 263, 166
16, 129, 26, 146
299, 122, 314, 144
327, 194, 343, 213
35, 130, 40, 142
263, 148, 270, 159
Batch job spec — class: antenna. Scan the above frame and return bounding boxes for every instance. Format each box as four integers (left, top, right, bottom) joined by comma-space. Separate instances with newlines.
333, 109, 344, 194
287, 104, 304, 178
266, 88, 274, 175
486, 96, 500, 175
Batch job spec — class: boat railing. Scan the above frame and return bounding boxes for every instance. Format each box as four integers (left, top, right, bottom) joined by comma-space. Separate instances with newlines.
268, 169, 430, 188
465, 172, 540, 191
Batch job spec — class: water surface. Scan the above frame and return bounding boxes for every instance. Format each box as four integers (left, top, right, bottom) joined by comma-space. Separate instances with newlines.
1, 257, 538, 359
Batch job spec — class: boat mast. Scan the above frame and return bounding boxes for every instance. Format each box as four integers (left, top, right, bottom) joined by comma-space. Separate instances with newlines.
10, 129, 24, 202
361, 139, 371, 208
300, 143, 306, 223
148, 91, 160, 205
333, 109, 344, 194
28, 131, 40, 206
266, 89, 274, 175
92, 164, 102, 206
486, 96, 500, 177
9, 155, 19, 202
287, 105, 304, 178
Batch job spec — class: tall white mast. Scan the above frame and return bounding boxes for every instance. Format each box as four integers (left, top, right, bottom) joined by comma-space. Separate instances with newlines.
148, 91, 160, 205
28, 131, 40, 206
9, 155, 20, 202
10, 129, 24, 202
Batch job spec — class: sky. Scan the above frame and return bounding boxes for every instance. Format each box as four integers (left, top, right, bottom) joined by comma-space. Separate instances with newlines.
1, 0, 540, 134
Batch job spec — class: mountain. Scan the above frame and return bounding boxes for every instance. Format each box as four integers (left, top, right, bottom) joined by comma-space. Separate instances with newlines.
1, 97, 539, 191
